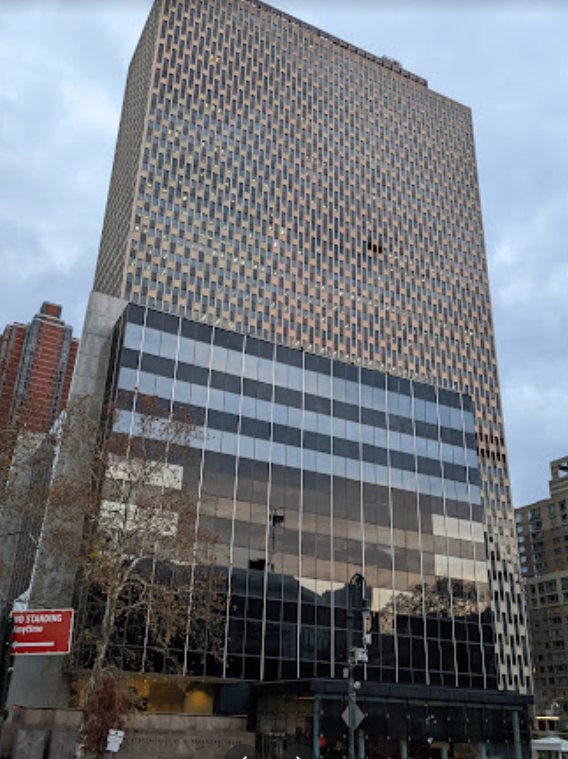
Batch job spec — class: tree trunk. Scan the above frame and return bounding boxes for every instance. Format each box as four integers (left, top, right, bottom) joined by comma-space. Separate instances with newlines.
78, 589, 121, 758
85, 587, 119, 700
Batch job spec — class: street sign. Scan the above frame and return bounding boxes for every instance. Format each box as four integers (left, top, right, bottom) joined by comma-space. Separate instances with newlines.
106, 728, 125, 753
342, 703, 365, 730
10, 609, 74, 655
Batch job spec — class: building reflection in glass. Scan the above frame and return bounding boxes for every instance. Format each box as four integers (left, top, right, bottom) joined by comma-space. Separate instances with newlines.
86, 305, 497, 691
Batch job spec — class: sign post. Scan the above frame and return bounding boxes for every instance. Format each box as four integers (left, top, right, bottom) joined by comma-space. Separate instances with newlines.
10, 609, 74, 655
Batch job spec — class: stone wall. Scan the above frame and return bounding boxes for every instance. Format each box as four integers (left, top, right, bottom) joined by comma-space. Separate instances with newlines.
2, 708, 254, 759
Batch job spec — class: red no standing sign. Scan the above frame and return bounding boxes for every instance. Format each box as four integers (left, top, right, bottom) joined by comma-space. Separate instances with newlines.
10, 609, 74, 655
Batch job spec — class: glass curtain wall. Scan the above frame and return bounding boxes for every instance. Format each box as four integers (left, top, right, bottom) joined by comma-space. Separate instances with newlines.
110, 304, 496, 689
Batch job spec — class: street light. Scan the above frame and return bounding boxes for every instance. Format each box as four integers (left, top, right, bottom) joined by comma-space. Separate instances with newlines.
346, 573, 371, 759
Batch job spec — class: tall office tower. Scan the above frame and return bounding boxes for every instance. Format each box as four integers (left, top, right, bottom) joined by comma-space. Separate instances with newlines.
7, 295, 531, 756
516, 456, 568, 731
0, 302, 79, 433
93, 0, 528, 693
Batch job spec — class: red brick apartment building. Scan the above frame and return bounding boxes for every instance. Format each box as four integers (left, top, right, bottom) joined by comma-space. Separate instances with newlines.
0, 302, 79, 433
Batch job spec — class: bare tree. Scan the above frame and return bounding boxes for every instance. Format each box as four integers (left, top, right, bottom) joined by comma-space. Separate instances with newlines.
79, 675, 129, 759
3, 394, 226, 706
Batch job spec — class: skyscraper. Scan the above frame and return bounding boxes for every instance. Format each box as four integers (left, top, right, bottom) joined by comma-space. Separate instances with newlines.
0, 302, 78, 433
64, 300, 528, 754
93, 0, 528, 695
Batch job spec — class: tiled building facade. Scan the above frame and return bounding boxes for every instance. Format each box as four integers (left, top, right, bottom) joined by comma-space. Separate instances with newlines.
516, 456, 568, 726
0, 302, 78, 433
93, 0, 528, 692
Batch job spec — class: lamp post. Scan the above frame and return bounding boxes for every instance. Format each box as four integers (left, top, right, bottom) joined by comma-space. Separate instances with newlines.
346, 574, 371, 759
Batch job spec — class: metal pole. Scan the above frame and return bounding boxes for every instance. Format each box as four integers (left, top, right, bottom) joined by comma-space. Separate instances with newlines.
512, 710, 522, 759
313, 694, 321, 759
347, 573, 369, 759
357, 726, 365, 759
347, 602, 356, 759
0, 604, 13, 712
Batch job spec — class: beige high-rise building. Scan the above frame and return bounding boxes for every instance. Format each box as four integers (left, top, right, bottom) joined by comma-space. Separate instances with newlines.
94, 0, 529, 694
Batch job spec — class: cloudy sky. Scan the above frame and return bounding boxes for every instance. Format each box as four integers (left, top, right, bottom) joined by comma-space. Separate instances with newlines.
1, 0, 567, 507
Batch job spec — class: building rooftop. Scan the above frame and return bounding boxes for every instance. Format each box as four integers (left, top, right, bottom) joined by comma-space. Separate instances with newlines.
242, 0, 428, 87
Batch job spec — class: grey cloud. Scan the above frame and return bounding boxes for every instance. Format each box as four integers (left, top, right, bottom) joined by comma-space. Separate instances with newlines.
0, 3, 149, 328
0, 0, 566, 507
